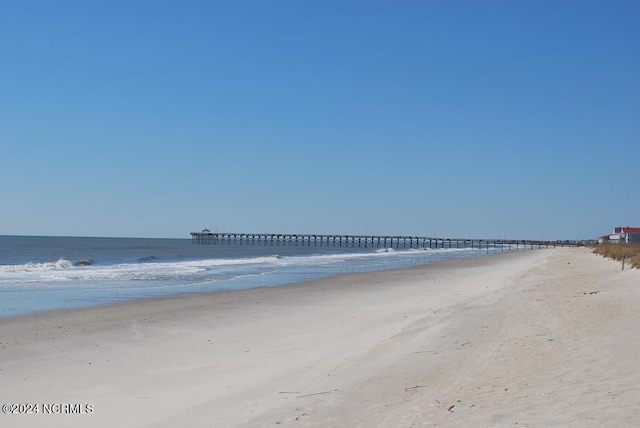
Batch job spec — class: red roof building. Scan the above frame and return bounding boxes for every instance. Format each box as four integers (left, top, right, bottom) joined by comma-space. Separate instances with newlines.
600, 227, 640, 244
615, 227, 640, 234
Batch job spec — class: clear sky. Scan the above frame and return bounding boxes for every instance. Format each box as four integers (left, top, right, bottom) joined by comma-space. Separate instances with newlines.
2, 0, 638, 240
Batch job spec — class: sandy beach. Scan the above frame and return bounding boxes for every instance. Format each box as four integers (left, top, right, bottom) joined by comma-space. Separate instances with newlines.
1, 247, 639, 427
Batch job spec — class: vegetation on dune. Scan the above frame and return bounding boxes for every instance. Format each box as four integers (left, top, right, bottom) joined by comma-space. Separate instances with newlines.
592, 244, 640, 269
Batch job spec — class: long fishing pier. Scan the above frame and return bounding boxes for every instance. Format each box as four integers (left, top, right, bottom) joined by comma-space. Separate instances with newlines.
191, 231, 580, 250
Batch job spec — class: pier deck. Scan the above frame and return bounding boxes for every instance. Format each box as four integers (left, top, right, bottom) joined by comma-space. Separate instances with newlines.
190, 232, 580, 250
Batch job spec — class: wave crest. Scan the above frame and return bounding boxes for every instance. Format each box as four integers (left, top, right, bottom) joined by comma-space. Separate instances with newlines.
2, 259, 75, 272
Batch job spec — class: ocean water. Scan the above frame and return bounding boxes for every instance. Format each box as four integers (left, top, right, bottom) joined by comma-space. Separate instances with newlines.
0, 235, 505, 318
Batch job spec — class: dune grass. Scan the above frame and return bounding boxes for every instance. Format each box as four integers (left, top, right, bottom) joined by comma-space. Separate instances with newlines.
592, 244, 640, 269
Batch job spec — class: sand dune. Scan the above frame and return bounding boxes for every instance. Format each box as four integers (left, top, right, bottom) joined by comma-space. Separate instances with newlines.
1, 247, 638, 427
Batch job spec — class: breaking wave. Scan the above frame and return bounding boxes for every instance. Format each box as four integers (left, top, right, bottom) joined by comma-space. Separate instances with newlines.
1, 258, 75, 272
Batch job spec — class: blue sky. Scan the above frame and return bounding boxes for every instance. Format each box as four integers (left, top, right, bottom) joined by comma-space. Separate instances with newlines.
2, 0, 638, 240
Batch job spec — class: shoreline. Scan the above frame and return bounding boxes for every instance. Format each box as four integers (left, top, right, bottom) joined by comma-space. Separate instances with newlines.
1, 247, 638, 427
0, 242, 512, 321
0, 248, 516, 323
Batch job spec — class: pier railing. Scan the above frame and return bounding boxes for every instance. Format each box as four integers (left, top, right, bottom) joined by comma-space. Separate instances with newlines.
190, 232, 581, 250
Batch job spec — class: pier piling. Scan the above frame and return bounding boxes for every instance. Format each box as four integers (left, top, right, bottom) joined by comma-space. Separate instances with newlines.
190, 232, 580, 250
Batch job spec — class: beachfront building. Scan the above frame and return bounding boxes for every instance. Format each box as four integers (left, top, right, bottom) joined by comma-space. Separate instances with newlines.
598, 227, 640, 244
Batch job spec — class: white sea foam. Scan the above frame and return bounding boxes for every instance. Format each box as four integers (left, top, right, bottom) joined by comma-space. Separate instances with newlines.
1, 258, 75, 272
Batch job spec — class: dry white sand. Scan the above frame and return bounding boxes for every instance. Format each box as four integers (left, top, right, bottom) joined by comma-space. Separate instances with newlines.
1, 247, 639, 427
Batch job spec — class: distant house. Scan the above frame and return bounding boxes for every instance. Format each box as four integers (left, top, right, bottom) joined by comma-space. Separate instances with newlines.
598, 226, 640, 244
